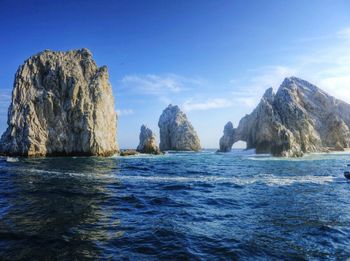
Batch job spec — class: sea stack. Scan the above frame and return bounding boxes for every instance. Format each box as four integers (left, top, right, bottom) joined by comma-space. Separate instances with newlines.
219, 121, 235, 152
136, 125, 161, 154
218, 77, 350, 156
0, 48, 118, 157
158, 104, 201, 151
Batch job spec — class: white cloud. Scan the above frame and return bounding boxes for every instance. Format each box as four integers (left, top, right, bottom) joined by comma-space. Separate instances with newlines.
116, 109, 134, 117
182, 98, 232, 111
337, 27, 350, 40
120, 74, 202, 95
317, 76, 350, 102
229, 65, 296, 108
230, 26, 350, 104
247, 66, 296, 90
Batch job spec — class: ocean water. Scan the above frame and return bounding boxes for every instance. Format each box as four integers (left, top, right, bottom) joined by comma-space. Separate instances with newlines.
1, 149, 350, 260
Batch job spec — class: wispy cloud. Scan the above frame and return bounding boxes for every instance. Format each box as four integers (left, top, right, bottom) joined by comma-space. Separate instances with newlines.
0, 89, 12, 117
230, 26, 350, 104
182, 98, 232, 111
337, 27, 350, 40
229, 65, 296, 108
116, 109, 134, 117
120, 74, 202, 95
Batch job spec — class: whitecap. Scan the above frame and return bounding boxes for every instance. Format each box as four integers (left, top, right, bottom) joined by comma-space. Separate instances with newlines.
6, 157, 19, 163
116, 173, 336, 187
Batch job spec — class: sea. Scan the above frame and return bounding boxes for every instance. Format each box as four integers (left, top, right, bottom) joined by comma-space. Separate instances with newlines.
1, 149, 350, 260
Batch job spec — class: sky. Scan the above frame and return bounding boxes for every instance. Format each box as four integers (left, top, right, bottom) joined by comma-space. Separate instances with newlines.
1, 0, 350, 149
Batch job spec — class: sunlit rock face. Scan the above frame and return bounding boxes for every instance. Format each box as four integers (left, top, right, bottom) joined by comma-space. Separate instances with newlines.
219, 77, 350, 157
136, 125, 161, 154
158, 104, 201, 151
0, 48, 118, 157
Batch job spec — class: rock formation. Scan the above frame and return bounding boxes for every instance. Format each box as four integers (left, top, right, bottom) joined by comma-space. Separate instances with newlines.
219, 121, 235, 152
136, 125, 161, 154
0, 48, 118, 157
219, 77, 350, 157
158, 104, 201, 151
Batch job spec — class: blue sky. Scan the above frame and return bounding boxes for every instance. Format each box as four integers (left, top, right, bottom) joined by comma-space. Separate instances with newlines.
1, 0, 350, 148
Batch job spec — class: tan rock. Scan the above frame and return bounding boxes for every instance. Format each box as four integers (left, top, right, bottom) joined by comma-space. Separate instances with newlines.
219, 77, 350, 157
136, 125, 161, 154
158, 104, 201, 151
0, 48, 118, 157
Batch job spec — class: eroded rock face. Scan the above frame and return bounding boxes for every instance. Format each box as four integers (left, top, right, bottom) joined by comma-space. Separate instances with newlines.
219, 121, 235, 152
0, 48, 118, 157
136, 125, 161, 154
158, 105, 201, 151
220, 77, 350, 156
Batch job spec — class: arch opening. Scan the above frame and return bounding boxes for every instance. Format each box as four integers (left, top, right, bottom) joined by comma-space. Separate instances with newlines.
232, 140, 247, 150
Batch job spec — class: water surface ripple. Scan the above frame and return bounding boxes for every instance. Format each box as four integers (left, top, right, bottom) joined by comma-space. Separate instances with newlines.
1, 150, 350, 259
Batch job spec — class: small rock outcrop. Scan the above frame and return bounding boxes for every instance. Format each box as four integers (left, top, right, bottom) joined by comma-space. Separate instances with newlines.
136, 125, 161, 154
0, 48, 118, 157
158, 105, 201, 151
219, 121, 235, 152
120, 149, 139, 156
219, 77, 350, 156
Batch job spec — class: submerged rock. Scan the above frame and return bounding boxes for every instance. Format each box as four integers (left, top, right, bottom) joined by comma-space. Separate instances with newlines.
158, 104, 201, 151
136, 125, 161, 154
120, 149, 139, 156
0, 48, 118, 157
220, 77, 350, 157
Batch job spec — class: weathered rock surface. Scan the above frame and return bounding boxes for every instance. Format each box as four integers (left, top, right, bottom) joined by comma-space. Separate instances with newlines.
0, 48, 118, 157
219, 77, 350, 156
158, 105, 201, 151
219, 121, 235, 152
136, 125, 161, 154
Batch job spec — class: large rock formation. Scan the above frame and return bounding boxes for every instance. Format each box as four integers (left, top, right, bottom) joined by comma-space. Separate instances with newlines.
136, 125, 161, 154
219, 77, 350, 157
0, 48, 118, 157
158, 104, 201, 151
219, 121, 235, 152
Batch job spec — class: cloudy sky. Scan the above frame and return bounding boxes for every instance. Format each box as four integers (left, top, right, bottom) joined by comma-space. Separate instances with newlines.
1, 0, 350, 148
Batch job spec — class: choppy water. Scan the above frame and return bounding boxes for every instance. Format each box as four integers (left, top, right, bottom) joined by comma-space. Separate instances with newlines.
1, 150, 350, 260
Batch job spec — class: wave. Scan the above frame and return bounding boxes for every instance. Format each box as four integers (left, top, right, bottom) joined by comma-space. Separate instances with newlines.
1, 164, 336, 187
117, 173, 336, 187
6, 157, 19, 163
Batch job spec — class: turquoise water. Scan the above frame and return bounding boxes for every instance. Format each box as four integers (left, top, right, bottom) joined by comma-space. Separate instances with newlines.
1, 150, 350, 259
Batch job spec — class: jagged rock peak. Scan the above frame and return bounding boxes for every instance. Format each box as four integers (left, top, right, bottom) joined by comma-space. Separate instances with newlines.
0, 48, 118, 157
280, 76, 322, 94
158, 104, 201, 151
136, 125, 161, 154
219, 77, 350, 157
262, 87, 275, 103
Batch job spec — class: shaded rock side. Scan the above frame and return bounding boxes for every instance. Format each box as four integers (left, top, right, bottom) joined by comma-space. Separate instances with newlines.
221, 77, 350, 157
219, 121, 235, 152
0, 48, 118, 157
136, 125, 161, 154
158, 105, 201, 151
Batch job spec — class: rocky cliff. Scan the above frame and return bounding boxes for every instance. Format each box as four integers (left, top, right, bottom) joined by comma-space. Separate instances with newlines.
136, 125, 161, 154
0, 48, 118, 157
219, 77, 350, 156
158, 105, 201, 151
